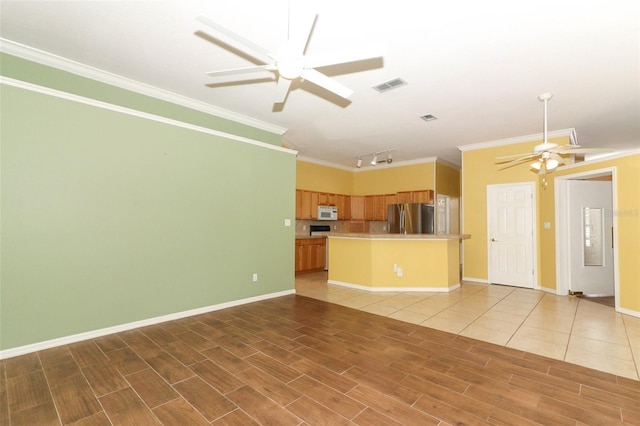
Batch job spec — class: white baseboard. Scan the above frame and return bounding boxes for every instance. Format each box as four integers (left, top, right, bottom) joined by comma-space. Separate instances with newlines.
618, 306, 640, 318
327, 280, 459, 293
0, 289, 295, 360
462, 276, 489, 284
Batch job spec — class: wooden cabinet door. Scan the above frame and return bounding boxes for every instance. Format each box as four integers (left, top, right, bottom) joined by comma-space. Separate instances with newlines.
373, 195, 386, 220
316, 241, 327, 270
350, 196, 365, 220
296, 190, 312, 219
412, 190, 434, 204
310, 192, 319, 219
364, 195, 375, 221
397, 191, 412, 203
342, 195, 351, 220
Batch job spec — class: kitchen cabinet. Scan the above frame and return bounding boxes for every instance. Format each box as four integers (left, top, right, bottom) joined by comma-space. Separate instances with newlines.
396, 190, 434, 204
296, 190, 320, 220
350, 196, 365, 220
365, 195, 387, 221
412, 190, 434, 204
318, 192, 336, 206
295, 238, 326, 274
336, 194, 351, 220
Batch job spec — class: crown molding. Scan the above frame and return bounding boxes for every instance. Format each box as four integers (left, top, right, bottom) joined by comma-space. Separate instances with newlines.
435, 157, 461, 170
1, 76, 297, 157
297, 155, 440, 172
0, 38, 287, 136
457, 128, 576, 152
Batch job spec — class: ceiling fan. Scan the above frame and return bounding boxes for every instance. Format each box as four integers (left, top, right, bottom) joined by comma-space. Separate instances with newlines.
196, 8, 383, 104
495, 93, 613, 174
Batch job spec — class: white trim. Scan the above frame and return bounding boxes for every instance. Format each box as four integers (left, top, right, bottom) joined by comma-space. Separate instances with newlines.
296, 155, 354, 172
457, 128, 575, 152
539, 286, 559, 295
435, 157, 461, 170
462, 277, 489, 284
0, 290, 295, 360
556, 149, 640, 170
1, 76, 297, 157
327, 280, 459, 292
0, 38, 287, 136
618, 306, 640, 318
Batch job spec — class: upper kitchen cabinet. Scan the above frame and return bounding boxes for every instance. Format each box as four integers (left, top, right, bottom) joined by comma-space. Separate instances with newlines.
318, 192, 336, 206
295, 190, 319, 219
397, 190, 434, 204
336, 194, 351, 220
350, 196, 365, 221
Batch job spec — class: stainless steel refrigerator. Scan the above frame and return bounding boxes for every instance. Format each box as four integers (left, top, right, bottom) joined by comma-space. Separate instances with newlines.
387, 203, 435, 234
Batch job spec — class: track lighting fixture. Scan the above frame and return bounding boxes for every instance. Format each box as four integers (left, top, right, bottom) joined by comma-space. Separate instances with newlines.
355, 150, 395, 168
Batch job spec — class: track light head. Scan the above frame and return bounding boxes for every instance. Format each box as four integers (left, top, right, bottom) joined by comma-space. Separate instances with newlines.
386, 152, 393, 163
371, 155, 378, 166
356, 157, 362, 168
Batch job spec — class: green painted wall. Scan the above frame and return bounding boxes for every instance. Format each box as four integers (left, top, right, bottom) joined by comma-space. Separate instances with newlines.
1, 58, 295, 350
0, 53, 282, 146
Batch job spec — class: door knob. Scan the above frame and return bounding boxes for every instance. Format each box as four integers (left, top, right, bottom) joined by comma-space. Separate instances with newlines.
491, 238, 498, 242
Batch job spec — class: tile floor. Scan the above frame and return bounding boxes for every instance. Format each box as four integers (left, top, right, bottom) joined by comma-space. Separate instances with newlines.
295, 272, 640, 380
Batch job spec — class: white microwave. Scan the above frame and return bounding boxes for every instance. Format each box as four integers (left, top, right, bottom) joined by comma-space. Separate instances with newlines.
317, 205, 338, 221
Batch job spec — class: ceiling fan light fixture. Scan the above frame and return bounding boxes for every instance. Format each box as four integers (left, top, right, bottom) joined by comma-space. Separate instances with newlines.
546, 158, 559, 170
531, 160, 543, 170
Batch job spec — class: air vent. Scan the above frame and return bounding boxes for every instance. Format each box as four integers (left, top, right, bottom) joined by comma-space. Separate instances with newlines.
420, 114, 438, 122
372, 78, 407, 93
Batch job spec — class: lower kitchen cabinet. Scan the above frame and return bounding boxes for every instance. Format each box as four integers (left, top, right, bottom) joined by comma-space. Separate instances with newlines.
295, 238, 326, 275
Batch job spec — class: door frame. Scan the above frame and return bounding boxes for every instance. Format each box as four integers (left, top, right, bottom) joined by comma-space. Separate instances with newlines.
554, 167, 619, 308
486, 182, 538, 288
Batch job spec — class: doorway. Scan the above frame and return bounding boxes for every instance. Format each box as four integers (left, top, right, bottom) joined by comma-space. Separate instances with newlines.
487, 183, 536, 288
555, 168, 618, 308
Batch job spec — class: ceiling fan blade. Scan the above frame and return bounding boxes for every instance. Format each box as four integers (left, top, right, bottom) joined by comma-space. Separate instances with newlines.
206, 65, 274, 78
288, 12, 317, 55
300, 68, 353, 99
495, 152, 537, 163
496, 155, 537, 170
274, 77, 292, 103
304, 45, 385, 69
196, 15, 274, 63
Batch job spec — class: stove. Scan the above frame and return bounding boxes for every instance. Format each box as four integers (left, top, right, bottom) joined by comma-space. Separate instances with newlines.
309, 225, 330, 236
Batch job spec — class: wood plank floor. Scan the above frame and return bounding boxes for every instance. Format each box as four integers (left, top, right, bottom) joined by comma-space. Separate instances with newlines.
2, 294, 639, 425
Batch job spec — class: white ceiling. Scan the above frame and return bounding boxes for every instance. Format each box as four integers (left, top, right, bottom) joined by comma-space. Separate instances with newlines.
1, 0, 639, 168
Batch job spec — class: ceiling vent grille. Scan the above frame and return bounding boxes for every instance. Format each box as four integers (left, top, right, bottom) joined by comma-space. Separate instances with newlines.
420, 114, 438, 122
372, 78, 407, 93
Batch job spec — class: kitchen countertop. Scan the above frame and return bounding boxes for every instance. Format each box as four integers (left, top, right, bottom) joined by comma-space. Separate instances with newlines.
295, 235, 328, 240
325, 233, 471, 240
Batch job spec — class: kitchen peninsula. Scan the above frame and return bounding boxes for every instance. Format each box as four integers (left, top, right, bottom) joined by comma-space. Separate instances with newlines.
327, 233, 470, 291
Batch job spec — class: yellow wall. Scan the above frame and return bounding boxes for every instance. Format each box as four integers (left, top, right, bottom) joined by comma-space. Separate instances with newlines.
435, 162, 461, 197
541, 154, 640, 313
353, 162, 435, 195
462, 136, 639, 314
296, 159, 437, 195
461, 138, 565, 281
295, 161, 352, 194
328, 237, 460, 289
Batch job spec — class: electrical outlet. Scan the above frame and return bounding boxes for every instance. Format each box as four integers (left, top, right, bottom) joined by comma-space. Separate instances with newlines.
252, 273, 258, 282
303, 225, 307, 231
284, 219, 291, 227
397, 268, 403, 277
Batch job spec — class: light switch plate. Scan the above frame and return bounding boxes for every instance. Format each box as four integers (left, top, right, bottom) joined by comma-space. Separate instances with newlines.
284, 219, 291, 227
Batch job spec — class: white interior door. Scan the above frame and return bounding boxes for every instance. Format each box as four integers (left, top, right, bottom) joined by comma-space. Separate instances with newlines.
568, 180, 614, 296
487, 183, 535, 288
